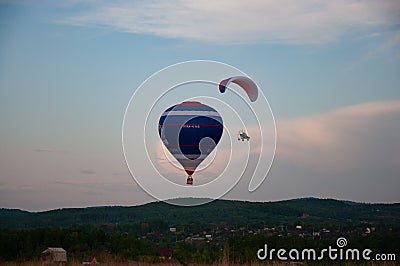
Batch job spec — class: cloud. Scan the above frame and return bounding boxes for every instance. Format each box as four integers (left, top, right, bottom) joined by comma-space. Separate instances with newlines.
224, 100, 400, 203
272, 101, 400, 200
0, 184, 38, 191
277, 100, 400, 166
34, 148, 68, 154
60, 0, 400, 44
80, 169, 96, 175
346, 29, 400, 71
55, 178, 136, 194
34, 148, 53, 153
384, 30, 400, 60
56, 179, 131, 187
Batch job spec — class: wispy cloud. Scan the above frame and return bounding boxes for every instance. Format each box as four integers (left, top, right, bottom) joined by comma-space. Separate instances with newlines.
56, 178, 133, 188
59, 0, 400, 44
0, 184, 39, 191
34, 148, 68, 154
346, 29, 400, 71
80, 169, 96, 175
34, 148, 54, 153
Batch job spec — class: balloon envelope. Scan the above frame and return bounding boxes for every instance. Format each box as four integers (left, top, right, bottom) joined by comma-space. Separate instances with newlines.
158, 101, 223, 176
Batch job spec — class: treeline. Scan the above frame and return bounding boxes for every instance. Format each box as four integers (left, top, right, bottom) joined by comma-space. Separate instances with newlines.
1, 198, 400, 229
1, 199, 399, 264
1, 225, 399, 264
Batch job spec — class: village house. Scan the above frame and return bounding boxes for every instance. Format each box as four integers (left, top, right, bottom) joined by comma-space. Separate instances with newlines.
41, 247, 67, 264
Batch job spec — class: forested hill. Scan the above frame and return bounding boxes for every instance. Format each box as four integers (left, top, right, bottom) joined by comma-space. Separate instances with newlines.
1, 198, 399, 229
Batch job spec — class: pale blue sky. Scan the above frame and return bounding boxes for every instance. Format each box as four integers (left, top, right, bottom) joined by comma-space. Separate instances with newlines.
0, 1, 399, 210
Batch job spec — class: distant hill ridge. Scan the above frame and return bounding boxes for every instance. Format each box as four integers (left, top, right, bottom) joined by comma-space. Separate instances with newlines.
1, 198, 399, 229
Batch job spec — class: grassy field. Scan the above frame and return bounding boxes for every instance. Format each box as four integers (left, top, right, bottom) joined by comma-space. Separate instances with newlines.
0, 250, 397, 266
0, 261, 398, 266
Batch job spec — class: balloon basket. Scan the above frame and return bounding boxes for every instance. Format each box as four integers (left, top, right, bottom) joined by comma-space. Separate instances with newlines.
186, 176, 193, 185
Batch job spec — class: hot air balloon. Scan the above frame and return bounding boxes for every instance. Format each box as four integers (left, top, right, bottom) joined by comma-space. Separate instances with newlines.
158, 101, 223, 185
219, 76, 258, 102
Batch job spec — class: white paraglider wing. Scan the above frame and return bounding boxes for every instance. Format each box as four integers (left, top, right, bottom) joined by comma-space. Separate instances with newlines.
219, 76, 258, 102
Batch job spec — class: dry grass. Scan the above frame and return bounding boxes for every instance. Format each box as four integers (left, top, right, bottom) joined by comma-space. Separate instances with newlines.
0, 261, 175, 266
0, 260, 398, 266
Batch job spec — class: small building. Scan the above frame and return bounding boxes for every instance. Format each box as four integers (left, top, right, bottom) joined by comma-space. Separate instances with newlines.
42, 247, 67, 264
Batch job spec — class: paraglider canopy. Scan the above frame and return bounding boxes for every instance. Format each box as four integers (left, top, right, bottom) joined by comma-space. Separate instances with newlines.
219, 76, 258, 102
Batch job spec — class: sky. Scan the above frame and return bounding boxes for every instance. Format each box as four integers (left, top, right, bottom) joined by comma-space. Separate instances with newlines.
0, 0, 399, 211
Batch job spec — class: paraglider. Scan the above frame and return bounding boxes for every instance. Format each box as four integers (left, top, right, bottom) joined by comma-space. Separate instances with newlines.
219, 76, 258, 102
238, 130, 250, 141
220, 76, 257, 142
158, 101, 223, 185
